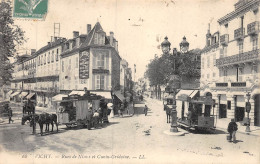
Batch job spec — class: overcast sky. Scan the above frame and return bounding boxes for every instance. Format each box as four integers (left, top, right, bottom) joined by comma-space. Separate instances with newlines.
14, 0, 237, 80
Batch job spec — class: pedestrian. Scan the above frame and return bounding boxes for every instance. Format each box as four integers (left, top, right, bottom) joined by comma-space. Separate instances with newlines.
8, 106, 14, 124
118, 104, 124, 117
93, 109, 100, 128
144, 105, 148, 116
227, 119, 238, 143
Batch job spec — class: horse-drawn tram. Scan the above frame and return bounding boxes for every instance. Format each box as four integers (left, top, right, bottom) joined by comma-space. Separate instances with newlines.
54, 91, 103, 130
176, 93, 216, 131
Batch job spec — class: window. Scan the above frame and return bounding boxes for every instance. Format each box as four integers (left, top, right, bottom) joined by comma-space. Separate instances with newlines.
252, 37, 258, 50
96, 75, 105, 90
97, 53, 105, 68
239, 42, 243, 54
207, 56, 210, 68
41, 55, 43, 65
52, 51, 54, 62
224, 69, 227, 82
237, 67, 244, 82
94, 33, 105, 45
48, 52, 50, 63
75, 57, 78, 68
56, 49, 59, 61
207, 74, 210, 79
44, 54, 46, 64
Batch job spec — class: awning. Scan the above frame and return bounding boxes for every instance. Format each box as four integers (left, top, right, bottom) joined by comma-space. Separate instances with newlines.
69, 90, 85, 96
176, 90, 194, 101
10, 91, 21, 97
7, 90, 13, 95
114, 91, 125, 102
189, 90, 199, 99
52, 94, 68, 102
19, 92, 29, 98
91, 91, 112, 100
26, 93, 35, 99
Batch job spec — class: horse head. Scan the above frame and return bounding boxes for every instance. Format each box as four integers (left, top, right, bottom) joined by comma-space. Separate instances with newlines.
21, 115, 32, 125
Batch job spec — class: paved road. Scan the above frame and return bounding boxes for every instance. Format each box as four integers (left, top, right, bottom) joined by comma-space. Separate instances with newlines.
0, 98, 259, 164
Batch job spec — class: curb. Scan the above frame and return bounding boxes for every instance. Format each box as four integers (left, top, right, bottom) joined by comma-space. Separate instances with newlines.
216, 127, 260, 137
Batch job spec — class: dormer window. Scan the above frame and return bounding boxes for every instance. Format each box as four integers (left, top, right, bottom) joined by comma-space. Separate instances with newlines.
69, 42, 73, 50
76, 38, 80, 47
94, 32, 105, 45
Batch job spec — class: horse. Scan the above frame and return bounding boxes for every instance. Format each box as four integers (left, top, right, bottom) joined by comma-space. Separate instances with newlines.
30, 113, 58, 136
165, 106, 171, 123
21, 115, 33, 125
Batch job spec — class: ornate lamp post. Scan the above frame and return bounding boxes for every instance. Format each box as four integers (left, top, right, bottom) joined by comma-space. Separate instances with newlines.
161, 36, 180, 132
245, 92, 251, 132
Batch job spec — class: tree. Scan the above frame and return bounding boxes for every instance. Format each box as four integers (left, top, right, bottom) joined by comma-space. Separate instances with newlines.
0, 0, 25, 86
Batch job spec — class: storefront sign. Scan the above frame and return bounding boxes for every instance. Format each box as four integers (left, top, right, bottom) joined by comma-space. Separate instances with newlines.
79, 51, 90, 79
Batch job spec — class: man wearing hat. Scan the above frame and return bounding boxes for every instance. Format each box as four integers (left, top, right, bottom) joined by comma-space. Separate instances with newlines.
227, 119, 238, 142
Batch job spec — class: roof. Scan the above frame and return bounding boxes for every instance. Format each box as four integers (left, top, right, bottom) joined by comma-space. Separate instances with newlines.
61, 22, 116, 57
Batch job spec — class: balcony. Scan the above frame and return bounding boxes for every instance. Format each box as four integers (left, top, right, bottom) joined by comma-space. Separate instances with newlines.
234, 28, 245, 40
220, 34, 229, 45
247, 21, 259, 35
216, 83, 228, 87
216, 49, 259, 67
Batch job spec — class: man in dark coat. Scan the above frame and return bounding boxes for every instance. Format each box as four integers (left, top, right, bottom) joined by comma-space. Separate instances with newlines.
227, 119, 238, 142
8, 106, 14, 124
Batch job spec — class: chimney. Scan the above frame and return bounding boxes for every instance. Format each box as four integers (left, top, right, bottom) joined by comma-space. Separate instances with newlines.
31, 49, 36, 55
54, 37, 57, 42
73, 31, 79, 38
173, 48, 177, 55
87, 24, 91, 34
48, 42, 51, 46
114, 40, 118, 51
110, 31, 114, 46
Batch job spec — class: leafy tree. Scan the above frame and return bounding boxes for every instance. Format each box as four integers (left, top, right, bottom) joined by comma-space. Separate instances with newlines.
0, 0, 25, 86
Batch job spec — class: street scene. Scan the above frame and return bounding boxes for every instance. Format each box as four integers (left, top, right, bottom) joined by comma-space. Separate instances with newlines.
0, 0, 260, 164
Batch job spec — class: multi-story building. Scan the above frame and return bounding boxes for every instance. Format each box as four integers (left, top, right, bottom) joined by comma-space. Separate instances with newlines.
34, 38, 66, 107
60, 22, 121, 102
200, 0, 260, 126
120, 59, 132, 96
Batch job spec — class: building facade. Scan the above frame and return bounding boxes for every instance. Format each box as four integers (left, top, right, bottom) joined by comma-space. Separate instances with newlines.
60, 22, 121, 101
200, 0, 260, 126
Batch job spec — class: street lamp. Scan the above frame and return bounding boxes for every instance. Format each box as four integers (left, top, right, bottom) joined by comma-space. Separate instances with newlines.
161, 36, 179, 133
245, 92, 251, 132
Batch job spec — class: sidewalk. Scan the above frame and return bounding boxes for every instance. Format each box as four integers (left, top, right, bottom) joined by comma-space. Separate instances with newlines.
216, 118, 260, 137
148, 97, 260, 137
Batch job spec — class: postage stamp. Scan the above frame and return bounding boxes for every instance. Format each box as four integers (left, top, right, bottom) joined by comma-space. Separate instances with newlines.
13, 0, 48, 19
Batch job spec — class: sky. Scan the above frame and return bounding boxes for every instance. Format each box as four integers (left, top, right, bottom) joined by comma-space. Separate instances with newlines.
13, 0, 238, 80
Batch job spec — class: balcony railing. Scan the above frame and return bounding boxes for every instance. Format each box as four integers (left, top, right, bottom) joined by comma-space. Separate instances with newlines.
216, 49, 259, 67
216, 83, 228, 87
247, 21, 259, 35
220, 34, 229, 45
234, 28, 245, 40
231, 82, 246, 87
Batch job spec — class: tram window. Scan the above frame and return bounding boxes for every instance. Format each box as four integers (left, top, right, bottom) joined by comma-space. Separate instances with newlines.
227, 101, 231, 110
204, 105, 211, 117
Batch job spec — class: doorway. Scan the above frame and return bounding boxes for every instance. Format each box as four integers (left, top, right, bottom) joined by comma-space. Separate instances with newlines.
254, 94, 260, 126
219, 104, 227, 118
235, 107, 245, 122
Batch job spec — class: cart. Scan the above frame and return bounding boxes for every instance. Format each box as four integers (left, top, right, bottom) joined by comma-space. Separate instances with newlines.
55, 93, 102, 130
